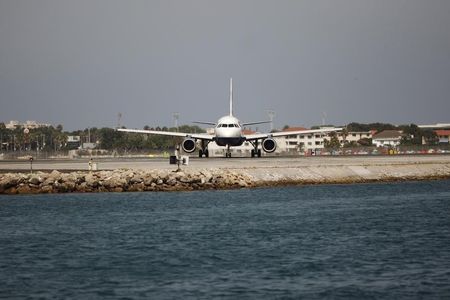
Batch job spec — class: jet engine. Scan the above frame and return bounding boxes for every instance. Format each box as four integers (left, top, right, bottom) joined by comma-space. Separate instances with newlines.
262, 138, 277, 153
182, 138, 196, 153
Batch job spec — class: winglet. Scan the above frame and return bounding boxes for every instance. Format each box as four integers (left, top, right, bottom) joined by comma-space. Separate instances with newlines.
229, 78, 233, 116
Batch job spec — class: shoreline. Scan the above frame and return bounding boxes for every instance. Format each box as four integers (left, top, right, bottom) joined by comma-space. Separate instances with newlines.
1, 159, 450, 194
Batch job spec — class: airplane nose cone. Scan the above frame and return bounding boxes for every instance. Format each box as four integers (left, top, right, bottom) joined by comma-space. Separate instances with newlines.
215, 128, 241, 138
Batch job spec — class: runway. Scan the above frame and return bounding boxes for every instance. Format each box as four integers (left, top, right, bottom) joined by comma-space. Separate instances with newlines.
1, 155, 450, 172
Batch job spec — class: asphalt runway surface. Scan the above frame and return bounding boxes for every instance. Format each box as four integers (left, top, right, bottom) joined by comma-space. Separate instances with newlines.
1, 155, 449, 172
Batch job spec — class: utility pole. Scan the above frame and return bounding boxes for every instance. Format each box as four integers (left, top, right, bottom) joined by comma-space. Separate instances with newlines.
173, 112, 180, 132
267, 110, 275, 132
322, 112, 327, 127
117, 112, 122, 128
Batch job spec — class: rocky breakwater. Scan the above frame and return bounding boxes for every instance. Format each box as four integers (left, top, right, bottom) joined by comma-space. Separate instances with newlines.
0, 169, 254, 195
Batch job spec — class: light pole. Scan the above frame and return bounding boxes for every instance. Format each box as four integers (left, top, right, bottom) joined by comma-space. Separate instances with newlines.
173, 112, 180, 132
267, 110, 275, 132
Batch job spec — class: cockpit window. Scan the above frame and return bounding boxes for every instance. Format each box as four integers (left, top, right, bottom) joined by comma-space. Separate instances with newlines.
217, 123, 240, 128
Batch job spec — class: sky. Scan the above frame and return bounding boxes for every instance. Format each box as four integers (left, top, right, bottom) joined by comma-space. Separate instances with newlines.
0, 0, 449, 131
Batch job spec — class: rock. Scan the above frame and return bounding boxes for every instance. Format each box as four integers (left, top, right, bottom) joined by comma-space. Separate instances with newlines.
128, 183, 145, 192
50, 170, 61, 177
17, 184, 32, 194
64, 181, 76, 191
28, 176, 41, 185
143, 175, 155, 186
129, 176, 143, 184
166, 178, 177, 186
238, 180, 248, 188
0, 176, 18, 190
76, 182, 89, 192
85, 174, 99, 188
41, 185, 53, 193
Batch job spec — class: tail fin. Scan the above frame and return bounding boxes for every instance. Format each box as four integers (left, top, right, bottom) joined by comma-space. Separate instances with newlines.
229, 78, 233, 116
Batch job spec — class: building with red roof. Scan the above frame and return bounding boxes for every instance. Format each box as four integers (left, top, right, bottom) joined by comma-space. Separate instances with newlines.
435, 130, 450, 143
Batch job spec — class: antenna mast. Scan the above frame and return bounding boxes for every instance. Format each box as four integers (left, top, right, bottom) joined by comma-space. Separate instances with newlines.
229, 78, 233, 116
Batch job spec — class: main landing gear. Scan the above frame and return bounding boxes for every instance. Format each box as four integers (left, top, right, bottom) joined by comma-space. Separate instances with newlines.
251, 149, 262, 158
250, 140, 262, 158
199, 149, 209, 158
198, 140, 210, 158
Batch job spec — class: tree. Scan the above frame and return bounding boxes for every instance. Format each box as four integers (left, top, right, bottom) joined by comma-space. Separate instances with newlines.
398, 123, 435, 145
358, 138, 372, 147
422, 130, 438, 145
346, 122, 397, 133
324, 132, 341, 150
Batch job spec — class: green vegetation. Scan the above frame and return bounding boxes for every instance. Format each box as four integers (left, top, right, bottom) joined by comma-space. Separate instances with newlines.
346, 122, 397, 132
0, 123, 67, 152
323, 131, 341, 150
0, 123, 205, 152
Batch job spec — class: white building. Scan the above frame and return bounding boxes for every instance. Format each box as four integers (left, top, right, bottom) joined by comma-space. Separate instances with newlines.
274, 127, 328, 154
340, 131, 373, 145
435, 130, 450, 143
4, 120, 20, 129
274, 127, 372, 154
4, 120, 51, 129
372, 130, 403, 147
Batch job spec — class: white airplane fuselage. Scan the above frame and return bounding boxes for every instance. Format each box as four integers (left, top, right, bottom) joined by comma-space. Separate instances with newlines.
214, 115, 245, 147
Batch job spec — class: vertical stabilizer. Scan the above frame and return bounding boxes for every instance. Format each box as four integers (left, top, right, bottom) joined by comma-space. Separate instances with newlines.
229, 78, 233, 116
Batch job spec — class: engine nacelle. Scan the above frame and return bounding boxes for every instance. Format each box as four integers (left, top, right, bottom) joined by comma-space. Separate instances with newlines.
182, 138, 196, 153
262, 138, 277, 153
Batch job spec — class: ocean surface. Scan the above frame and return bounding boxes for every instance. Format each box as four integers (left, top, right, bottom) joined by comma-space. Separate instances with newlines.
1, 180, 449, 299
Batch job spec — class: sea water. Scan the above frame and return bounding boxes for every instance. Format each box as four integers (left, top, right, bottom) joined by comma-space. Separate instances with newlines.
1, 180, 449, 299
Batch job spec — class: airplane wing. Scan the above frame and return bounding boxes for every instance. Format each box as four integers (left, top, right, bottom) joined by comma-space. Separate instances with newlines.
244, 128, 343, 141
241, 121, 271, 126
117, 128, 214, 141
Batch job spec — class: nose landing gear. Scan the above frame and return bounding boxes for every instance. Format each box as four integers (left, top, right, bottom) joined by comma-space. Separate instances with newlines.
225, 145, 232, 158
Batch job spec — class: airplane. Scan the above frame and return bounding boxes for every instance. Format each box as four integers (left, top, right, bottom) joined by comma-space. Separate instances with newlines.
117, 79, 342, 158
